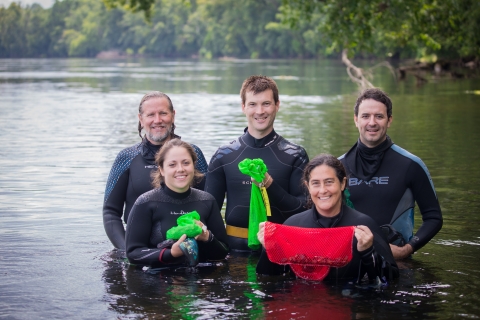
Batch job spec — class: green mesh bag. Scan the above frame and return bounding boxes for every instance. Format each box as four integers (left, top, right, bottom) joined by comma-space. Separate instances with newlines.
238, 158, 269, 250
166, 211, 203, 240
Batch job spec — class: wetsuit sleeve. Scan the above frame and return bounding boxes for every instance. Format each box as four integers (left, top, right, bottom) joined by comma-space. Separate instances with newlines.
256, 248, 290, 275
205, 154, 227, 211
192, 144, 208, 191
192, 144, 208, 174
267, 153, 309, 220
125, 201, 184, 265
354, 215, 399, 282
197, 200, 229, 260
103, 165, 129, 250
125, 201, 161, 264
357, 245, 399, 283
408, 161, 443, 251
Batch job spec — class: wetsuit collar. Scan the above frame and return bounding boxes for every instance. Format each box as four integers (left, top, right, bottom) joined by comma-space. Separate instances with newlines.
242, 127, 278, 148
343, 135, 393, 182
141, 134, 181, 163
162, 183, 192, 199
312, 204, 345, 228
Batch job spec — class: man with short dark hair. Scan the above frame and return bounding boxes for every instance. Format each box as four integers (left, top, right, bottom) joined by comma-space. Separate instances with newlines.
339, 88, 443, 259
205, 75, 309, 251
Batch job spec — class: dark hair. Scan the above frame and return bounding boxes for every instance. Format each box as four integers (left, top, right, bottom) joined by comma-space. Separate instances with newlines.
303, 154, 347, 209
240, 75, 279, 105
354, 88, 392, 118
138, 91, 176, 139
151, 138, 204, 188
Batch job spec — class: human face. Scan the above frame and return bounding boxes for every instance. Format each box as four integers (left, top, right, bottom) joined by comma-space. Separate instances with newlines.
306, 164, 346, 217
354, 98, 392, 148
159, 146, 194, 193
138, 97, 175, 145
242, 89, 279, 139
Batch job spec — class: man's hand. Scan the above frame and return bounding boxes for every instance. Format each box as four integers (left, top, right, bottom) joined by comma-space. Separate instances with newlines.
390, 243, 413, 260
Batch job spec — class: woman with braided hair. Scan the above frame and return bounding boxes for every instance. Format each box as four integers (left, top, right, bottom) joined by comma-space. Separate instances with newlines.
103, 92, 208, 250
256, 154, 399, 284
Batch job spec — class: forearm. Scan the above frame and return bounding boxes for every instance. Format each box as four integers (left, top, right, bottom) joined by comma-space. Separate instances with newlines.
266, 181, 304, 218
103, 169, 129, 249
264, 162, 307, 219
198, 234, 229, 261
410, 217, 443, 251
205, 170, 226, 210
103, 213, 126, 250
410, 162, 443, 251
256, 248, 287, 275
358, 246, 399, 282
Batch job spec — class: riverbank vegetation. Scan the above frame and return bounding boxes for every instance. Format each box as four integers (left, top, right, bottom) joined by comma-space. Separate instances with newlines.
1, 0, 478, 78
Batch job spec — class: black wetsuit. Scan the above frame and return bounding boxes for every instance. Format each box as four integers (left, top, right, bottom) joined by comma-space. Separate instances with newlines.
339, 140, 443, 252
205, 129, 309, 251
256, 205, 399, 282
125, 186, 229, 266
103, 136, 208, 250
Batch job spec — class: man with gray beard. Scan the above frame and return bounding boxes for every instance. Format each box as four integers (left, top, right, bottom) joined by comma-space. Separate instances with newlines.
102, 92, 208, 250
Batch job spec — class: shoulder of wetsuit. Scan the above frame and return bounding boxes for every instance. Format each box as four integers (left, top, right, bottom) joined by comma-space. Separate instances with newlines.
210, 138, 243, 163
190, 143, 208, 174
104, 142, 143, 202
134, 187, 164, 207
190, 188, 216, 202
276, 137, 308, 163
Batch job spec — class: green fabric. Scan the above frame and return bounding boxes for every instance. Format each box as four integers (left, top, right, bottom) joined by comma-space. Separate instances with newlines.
344, 189, 355, 209
166, 211, 202, 240
238, 158, 268, 250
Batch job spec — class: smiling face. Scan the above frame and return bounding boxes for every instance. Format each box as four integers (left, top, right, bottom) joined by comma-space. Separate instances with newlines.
306, 164, 346, 217
159, 146, 194, 193
242, 89, 279, 139
138, 97, 175, 145
354, 98, 392, 148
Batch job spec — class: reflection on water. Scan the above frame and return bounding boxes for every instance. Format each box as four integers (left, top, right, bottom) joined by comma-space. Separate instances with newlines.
1, 58, 480, 318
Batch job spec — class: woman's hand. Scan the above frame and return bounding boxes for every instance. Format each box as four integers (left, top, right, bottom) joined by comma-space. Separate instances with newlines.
194, 220, 210, 242
170, 234, 187, 257
355, 225, 374, 252
257, 222, 266, 246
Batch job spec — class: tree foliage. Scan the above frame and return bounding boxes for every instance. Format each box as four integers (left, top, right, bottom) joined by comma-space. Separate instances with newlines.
0, 0, 477, 60
279, 0, 480, 59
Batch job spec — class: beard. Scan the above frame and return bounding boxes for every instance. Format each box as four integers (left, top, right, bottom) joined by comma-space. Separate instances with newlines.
147, 125, 172, 143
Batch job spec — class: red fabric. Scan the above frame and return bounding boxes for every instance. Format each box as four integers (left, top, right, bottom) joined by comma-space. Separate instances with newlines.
264, 222, 355, 280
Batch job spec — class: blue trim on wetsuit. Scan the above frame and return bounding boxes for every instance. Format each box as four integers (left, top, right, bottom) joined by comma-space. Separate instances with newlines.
391, 144, 437, 197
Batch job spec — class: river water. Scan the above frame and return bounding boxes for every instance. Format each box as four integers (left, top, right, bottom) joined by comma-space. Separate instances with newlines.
0, 58, 479, 319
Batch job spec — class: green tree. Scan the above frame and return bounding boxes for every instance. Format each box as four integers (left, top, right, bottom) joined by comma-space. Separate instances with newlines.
47, 0, 78, 57
200, 0, 323, 58
24, 4, 51, 57
279, 0, 480, 59
61, 0, 104, 56
0, 3, 27, 57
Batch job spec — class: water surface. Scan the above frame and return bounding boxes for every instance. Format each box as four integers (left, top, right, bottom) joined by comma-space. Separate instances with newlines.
1, 58, 479, 319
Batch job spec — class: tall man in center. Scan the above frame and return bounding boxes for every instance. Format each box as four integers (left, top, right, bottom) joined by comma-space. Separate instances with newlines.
205, 75, 309, 251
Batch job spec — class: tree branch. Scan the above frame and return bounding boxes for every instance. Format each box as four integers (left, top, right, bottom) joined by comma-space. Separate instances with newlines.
341, 49, 374, 90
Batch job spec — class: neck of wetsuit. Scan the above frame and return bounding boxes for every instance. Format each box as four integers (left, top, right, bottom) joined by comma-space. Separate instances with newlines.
313, 204, 344, 228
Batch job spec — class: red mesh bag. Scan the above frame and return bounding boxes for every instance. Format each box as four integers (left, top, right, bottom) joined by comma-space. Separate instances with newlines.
264, 222, 355, 280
